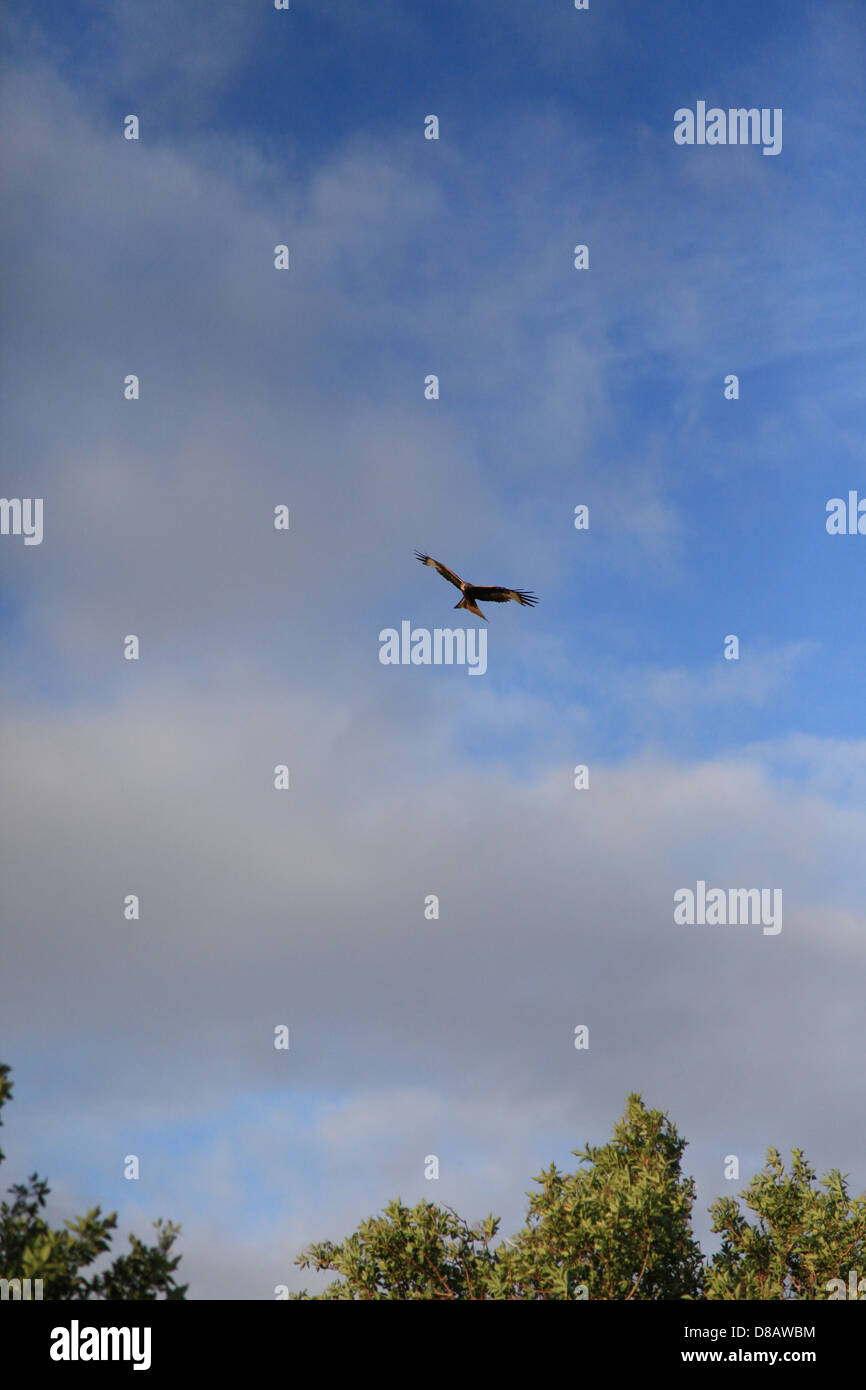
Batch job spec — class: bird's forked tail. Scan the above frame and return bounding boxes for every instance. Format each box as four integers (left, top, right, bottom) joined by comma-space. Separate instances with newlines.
454, 596, 487, 620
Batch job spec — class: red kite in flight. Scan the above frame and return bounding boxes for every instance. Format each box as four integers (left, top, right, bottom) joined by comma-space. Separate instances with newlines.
415, 551, 538, 621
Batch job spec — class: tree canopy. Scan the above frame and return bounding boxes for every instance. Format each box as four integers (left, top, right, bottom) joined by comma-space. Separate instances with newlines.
706, 1146, 866, 1300
0, 1062, 186, 1299
294, 1093, 866, 1300
4, 1062, 863, 1300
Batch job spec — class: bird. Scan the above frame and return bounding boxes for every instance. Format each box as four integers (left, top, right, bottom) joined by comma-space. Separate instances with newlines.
415, 551, 538, 621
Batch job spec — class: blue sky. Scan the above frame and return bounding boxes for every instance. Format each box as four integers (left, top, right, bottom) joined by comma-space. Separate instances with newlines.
1, 0, 864, 1296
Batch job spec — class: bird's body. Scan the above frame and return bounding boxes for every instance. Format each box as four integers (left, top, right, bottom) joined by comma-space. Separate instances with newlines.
415, 552, 538, 621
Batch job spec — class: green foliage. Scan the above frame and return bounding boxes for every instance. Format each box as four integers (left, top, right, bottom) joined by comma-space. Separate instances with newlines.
0, 1062, 186, 1299
7, 1059, 863, 1301
293, 1198, 500, 1299
705, 1147, 866, 1300
294, 1094, 866, 1301
499, 1093, 704, 1299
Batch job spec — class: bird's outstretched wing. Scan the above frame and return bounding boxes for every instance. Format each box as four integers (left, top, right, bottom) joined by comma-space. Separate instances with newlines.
471, 586, 538, 607
415, 552, 466, 593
